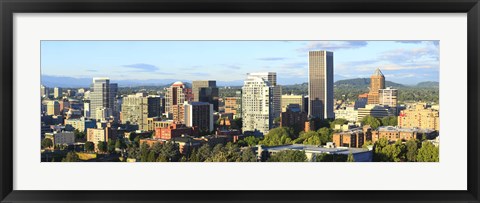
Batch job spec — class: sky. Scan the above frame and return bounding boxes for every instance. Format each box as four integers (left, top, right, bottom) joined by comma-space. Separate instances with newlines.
41, 40, 439, 85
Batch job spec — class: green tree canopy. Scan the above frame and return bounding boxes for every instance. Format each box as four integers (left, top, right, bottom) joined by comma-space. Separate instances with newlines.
238, 136, 262, 147
259, 127, 295, 146
41, 138, 53, 149
84, 141, 94, 152
97, 141, 107, 153
330, 118, 348, 129
268, 150, 307, 162
416, 142, 439, 162
361, 115, 382, 129
405, 139, 419, 162
381, 116, 398, 126
241, 147, 257, 162
107, 139, 116, 153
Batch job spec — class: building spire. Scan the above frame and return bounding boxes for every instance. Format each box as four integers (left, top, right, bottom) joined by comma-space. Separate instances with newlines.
373, 68, 384, 76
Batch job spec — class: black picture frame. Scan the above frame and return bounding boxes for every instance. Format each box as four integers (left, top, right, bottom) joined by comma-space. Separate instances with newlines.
1, 0, 479, 202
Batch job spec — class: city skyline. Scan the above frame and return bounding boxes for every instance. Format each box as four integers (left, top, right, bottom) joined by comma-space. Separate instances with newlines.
41, 40, 439, 86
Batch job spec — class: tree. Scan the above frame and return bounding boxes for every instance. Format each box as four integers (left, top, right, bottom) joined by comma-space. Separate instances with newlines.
373, 138, 406, 162
62, 152, 80, 162
84, 141, 94, 152
97, 141, 107, 153
194, 144, 212, 162
416, 142, 439, 162
347, 152, 355, 162
140, 142, 150, 162
241, 147, 257, 162
381, 116, 398, 126
330, 118, 348, 129
238, 136, 261, 147
41, 138, 53, 149
405, 139, 419, 162
294, 131, 319, 145
361, 115, 381, 129
317, 127, 333, 144
115, 139, 126, 150
259, 127, 295, 146
268, 150, 307, 162
159, 142, 181, 162
107, 139, 116, 153
73, 129, 86, 142
362, 140, 373, 149
206, 144, 228, 162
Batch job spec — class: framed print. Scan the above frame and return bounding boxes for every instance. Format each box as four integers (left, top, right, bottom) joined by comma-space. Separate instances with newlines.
1, 0, 479, 202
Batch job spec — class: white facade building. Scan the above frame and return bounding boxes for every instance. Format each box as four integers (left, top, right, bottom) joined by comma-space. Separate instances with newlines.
242, 72, 281, 135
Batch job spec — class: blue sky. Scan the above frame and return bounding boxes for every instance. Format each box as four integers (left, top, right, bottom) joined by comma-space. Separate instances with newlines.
41, 40, 439, 85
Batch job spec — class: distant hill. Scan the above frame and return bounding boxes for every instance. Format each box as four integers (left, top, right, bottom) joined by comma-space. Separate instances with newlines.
416, 81, 439, 88
334, 78, 405, 88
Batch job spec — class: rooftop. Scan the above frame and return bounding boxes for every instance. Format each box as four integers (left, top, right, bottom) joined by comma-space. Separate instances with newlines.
372, 68, 384, 77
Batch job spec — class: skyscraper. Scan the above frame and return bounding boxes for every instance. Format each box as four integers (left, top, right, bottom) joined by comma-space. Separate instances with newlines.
367, 68, 385, 105
184, 102, 214, 133
40, 85, 48, 98
122, 94, 149, 131
192, 80, 219, 111
242, 72, 281, 134
165, 81, 187, 122
308, 50, 334, 119
46, 100, 60, 116
90, 78, 117, 120
53, 87, 62, 98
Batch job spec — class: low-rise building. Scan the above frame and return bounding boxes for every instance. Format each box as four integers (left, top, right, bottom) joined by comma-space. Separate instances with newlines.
257, 144, 373, 162
372, 126, 437, 143
146, 118, 173, 132
87, 127, 118, 149
154, 123, 196, 140
65, 117, 96, 132
357, 104, 395, 121
45, 132, 75, 146
334, 107, 359, 122
332, 128, 366, 148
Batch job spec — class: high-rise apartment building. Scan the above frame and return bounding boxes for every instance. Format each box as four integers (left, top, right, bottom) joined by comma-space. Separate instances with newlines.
84, 101, 90, 118
40, 85, 48, 98
121, 94, 149, 131
89, 78, 117, 120
184, 102, 214, 133
192, 80, 219, 111
242, 72, 281, 134
308, 50, 334, 119
367, 68, 385, 105
54, 87, 62, 98
379, 87, 398, 107
46, 100, 60, 116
